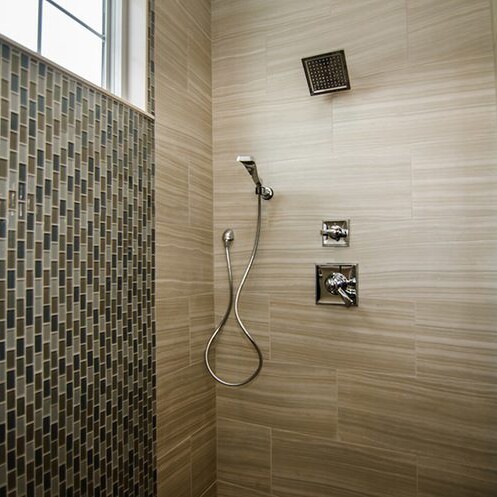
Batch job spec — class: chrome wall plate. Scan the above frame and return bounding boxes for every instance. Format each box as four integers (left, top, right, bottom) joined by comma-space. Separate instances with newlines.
321, 220, 349, 247
316, 263, 358, 306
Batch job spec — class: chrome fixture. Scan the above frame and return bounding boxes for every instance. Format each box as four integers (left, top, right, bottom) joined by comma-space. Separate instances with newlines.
237, 156, 274, 200
316, 263, 358, 306
204, 157, 273, 387
237, 156, 261, 184
321, 220, 349, 247
325, 273, 355, 307
302, 50, 351, 96
223, 228, 234, 246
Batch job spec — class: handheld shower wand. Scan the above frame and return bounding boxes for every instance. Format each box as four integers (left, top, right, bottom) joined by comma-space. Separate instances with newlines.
204, 157, 273, 387
236, 156, 262, 185
236, 156, 274, 200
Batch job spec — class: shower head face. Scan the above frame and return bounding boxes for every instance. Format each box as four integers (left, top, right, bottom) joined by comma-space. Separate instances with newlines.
302, 50, 350, 96
237, 155, 262, 186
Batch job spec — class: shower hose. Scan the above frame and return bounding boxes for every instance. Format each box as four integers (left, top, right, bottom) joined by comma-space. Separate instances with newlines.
204, 193, 264, 387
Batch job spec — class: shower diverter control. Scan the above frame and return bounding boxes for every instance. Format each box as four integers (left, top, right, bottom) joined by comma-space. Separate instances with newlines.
316, 263, 358, 307
321, 220, 349, 247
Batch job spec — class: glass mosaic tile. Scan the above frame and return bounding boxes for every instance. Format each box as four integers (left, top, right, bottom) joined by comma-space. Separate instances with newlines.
0, 30, 156, 497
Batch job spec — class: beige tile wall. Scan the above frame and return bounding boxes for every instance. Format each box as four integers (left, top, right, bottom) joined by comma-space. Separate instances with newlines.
155, 0, 216, 496
212, 1, 497, 496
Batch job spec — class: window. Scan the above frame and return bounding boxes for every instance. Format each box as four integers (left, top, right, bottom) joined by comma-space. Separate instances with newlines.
0, 0, 148, 109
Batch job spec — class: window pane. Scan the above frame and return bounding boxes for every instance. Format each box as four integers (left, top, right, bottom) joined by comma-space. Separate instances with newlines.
0, 0, 39, 51
49, 0, 104, 33
42, 1, 102, 85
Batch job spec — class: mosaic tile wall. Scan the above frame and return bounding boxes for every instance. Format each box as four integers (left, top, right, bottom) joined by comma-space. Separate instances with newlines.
0, 38, 156, 497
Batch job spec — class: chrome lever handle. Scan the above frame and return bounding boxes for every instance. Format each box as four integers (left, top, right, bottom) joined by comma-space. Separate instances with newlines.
336, 287, 353, 307
325, 272, 356, 307
320, 225, 348, 241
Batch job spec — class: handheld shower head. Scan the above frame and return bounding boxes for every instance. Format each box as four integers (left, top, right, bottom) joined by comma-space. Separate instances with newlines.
236, 155, 274, 200
237, 156, 262, 186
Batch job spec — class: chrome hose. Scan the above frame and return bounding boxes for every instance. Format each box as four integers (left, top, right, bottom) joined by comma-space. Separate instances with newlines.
204, 194, 264, 387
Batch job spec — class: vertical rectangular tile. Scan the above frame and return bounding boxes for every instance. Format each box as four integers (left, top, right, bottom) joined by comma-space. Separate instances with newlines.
157, 360, 215, 455
156, 297, 190, 374
157, 440, 191, 497
218, 417, 271, 493
191, 422, 216, 497
189, 293, 214, 364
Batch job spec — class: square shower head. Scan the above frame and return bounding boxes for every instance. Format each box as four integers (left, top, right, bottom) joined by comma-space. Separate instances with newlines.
302, 50, 350, 96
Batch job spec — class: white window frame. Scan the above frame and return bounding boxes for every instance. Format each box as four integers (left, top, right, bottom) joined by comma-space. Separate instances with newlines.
105, 0, 148, 109
104, 0, 123, 95
36, 0, 109, 86
28, 0, 147, 109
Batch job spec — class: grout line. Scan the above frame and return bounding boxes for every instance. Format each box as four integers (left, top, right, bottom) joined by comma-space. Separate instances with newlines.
158, 435, 191, 460
266, 425, 415, 457
174, 0, 211, 41
189, 436, 194, 497
336, 368, 341, 442
416, 454, 419, 495
489, 0, 497, 116
217, 416, 270, 431
269, 426, 273, 493
217, 480, 270, 496
414, 323, 419, 379
405, 0, 410, 65
267, 293, 272, 361
198, 480, 216, 497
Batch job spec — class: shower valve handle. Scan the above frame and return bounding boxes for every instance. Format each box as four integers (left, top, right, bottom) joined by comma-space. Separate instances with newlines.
321, 225, 348, 242
324, 272, 356, 307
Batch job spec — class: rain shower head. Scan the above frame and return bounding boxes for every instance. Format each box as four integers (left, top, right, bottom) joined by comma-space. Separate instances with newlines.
302, 50, 350, 96
237, 156, 262, 186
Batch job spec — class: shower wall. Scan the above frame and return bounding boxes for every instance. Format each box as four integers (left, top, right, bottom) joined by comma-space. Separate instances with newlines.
154, 0, 216, 496
212, 1, 497, 496
0, 37, 155, 497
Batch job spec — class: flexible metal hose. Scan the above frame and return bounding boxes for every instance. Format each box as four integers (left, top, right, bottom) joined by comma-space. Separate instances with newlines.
204, 194, 264, 387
